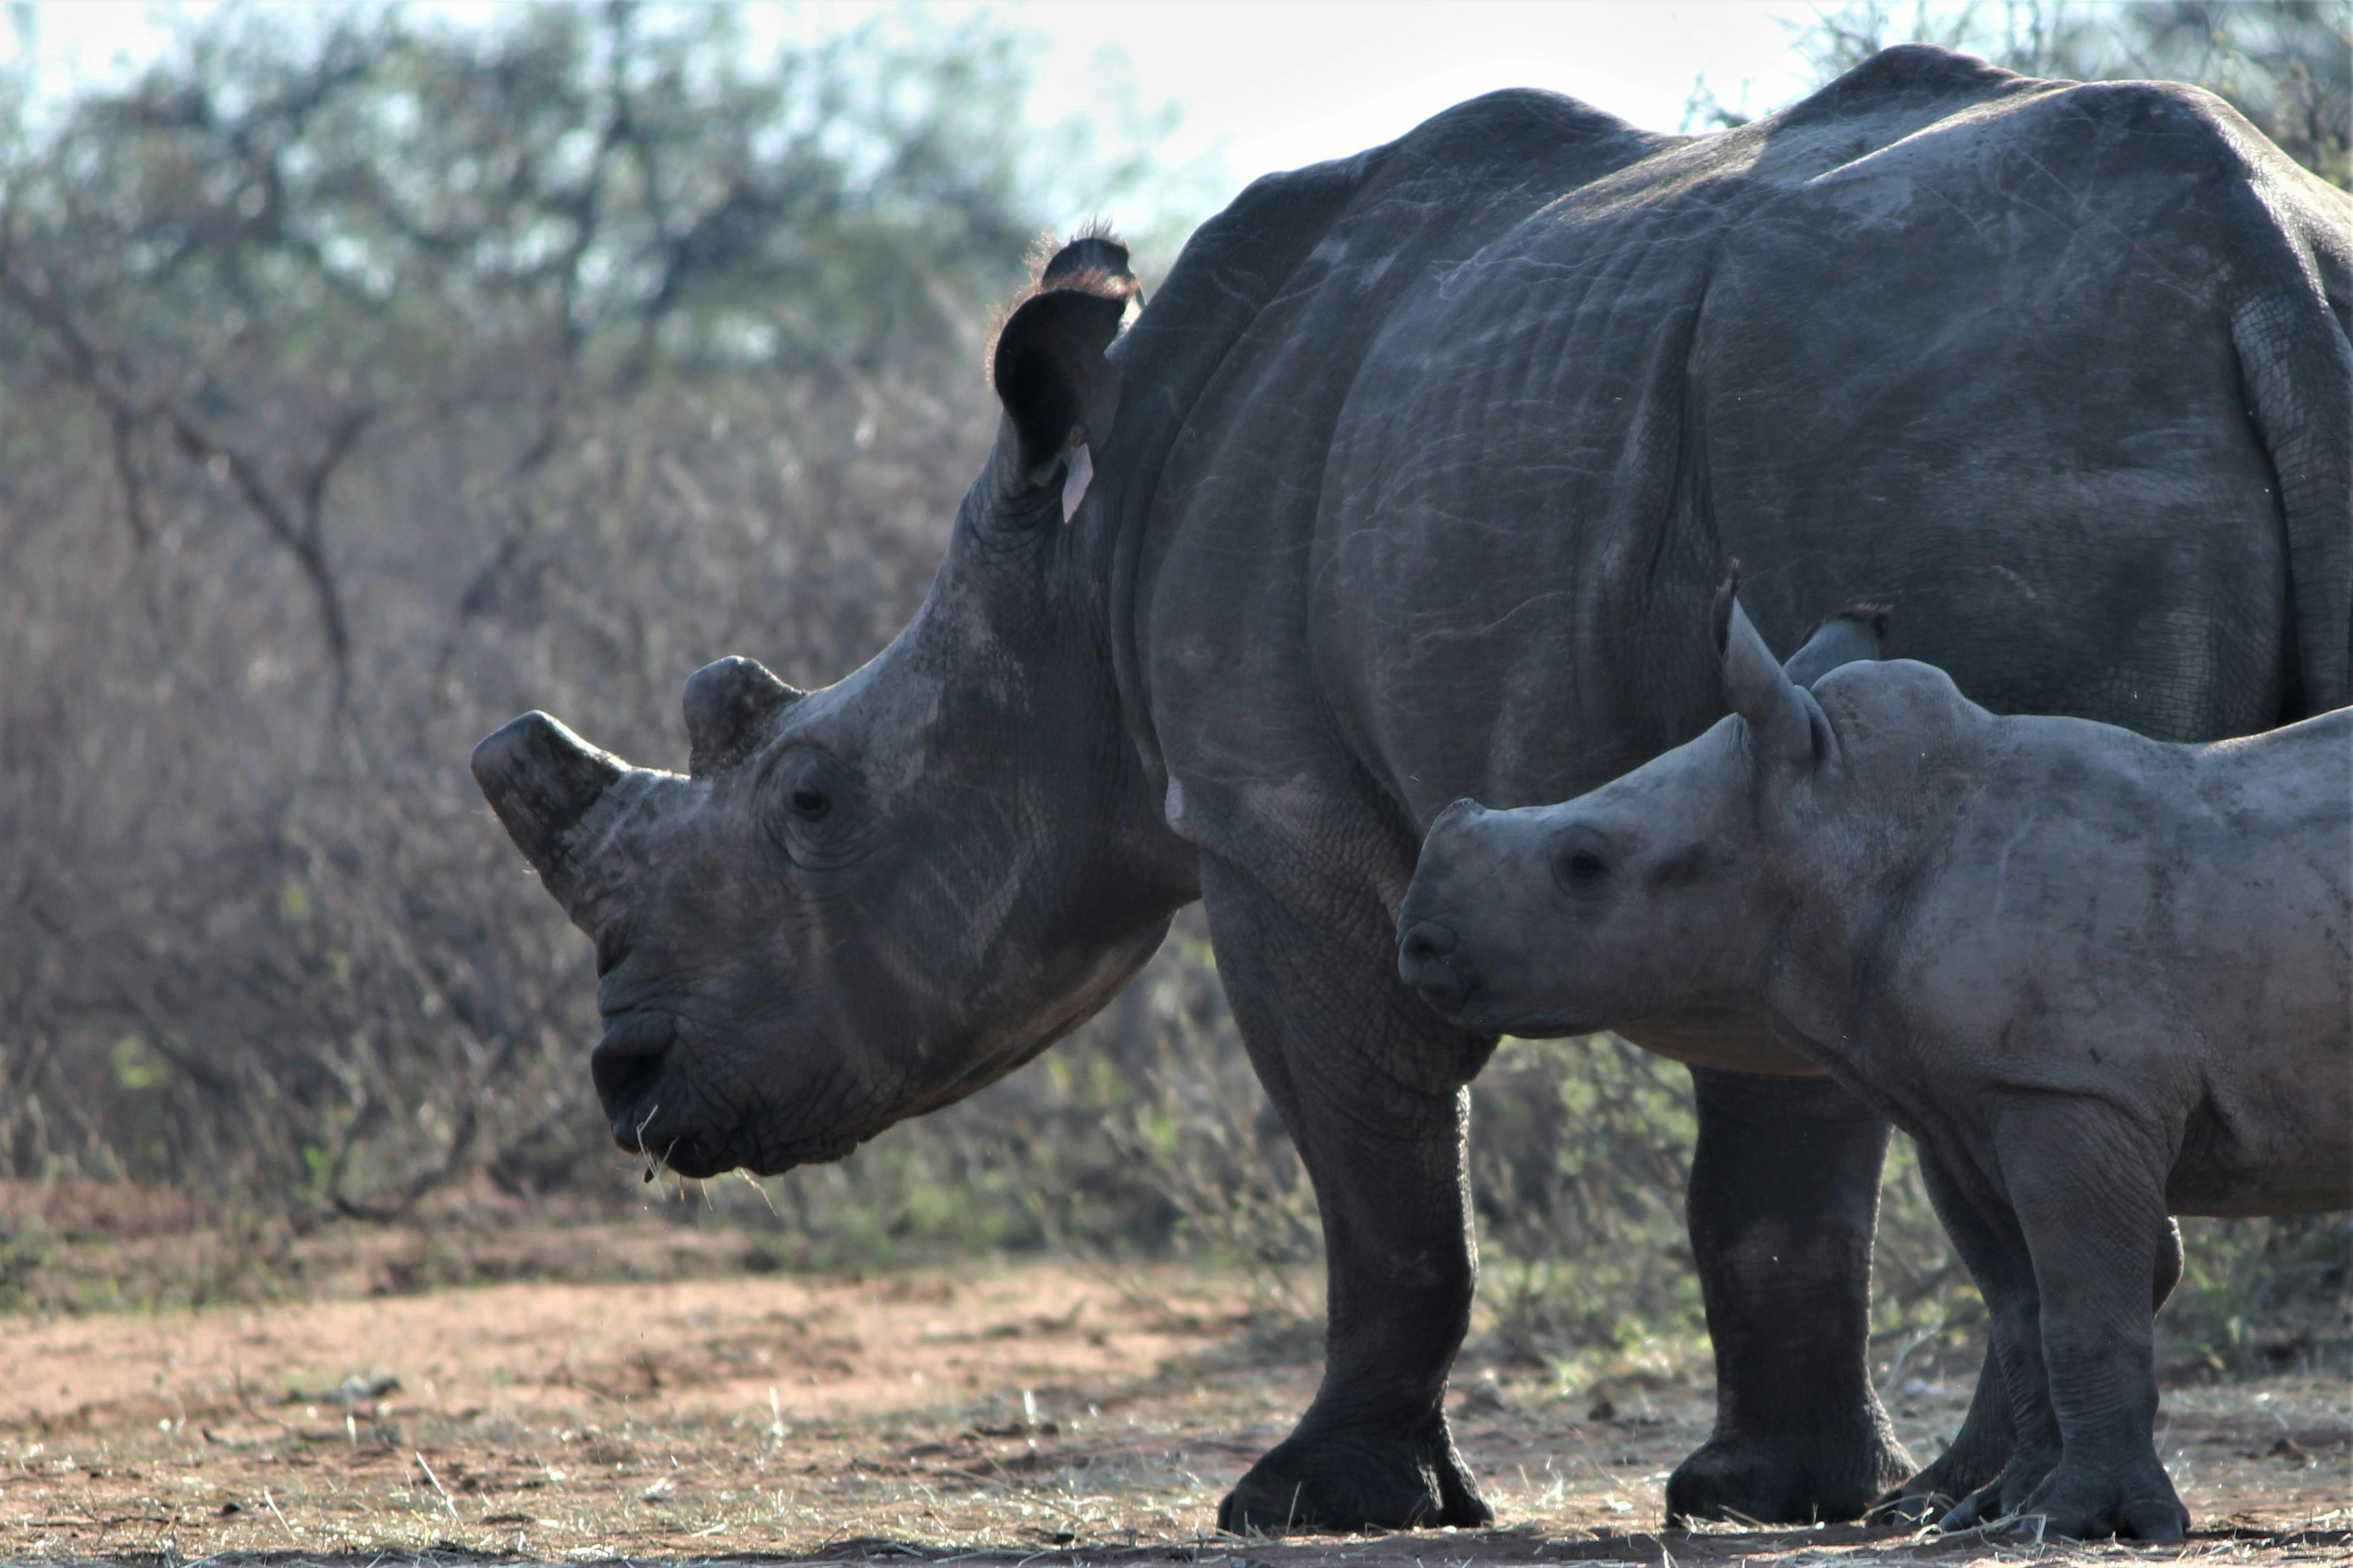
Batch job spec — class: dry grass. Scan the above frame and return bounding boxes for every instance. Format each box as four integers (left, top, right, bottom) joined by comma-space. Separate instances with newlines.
0, 1218, 2338, 1567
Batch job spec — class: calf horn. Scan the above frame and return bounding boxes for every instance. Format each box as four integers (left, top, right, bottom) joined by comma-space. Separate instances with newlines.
472, 711, 629, 901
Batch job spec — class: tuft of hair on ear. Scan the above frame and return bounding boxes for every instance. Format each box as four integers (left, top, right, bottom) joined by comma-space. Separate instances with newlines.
1833, 601, 1892, 638
1795, 600, 1893, 652
1041, 218, 1135, 290
1011, 222, 1136, 300
1709, 560, 1744, 655
987, 224, 1140, 389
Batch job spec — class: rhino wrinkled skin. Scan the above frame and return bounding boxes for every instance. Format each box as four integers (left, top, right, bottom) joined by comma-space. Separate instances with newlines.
474, 47, 2352, 1534
1399, 587, 2352, 1542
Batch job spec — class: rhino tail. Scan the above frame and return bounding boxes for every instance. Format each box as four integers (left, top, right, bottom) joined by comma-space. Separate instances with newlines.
2233, 278, 2352, 715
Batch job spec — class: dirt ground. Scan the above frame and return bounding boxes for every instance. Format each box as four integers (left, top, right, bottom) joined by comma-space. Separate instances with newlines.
0, 1224, 2340, 1568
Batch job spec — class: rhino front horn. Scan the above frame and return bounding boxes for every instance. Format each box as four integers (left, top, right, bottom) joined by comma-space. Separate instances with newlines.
683, 655, 802, 775
471, 711, 628, 883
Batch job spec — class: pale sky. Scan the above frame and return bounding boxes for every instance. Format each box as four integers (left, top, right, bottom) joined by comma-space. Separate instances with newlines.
1011, 1, 1820, 189
8, 2, 1833, 220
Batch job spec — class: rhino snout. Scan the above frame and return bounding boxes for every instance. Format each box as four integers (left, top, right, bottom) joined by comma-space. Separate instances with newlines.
471, 711, 628, 885
1398, 919, 1481, 1015
592, 1010, 675, 1132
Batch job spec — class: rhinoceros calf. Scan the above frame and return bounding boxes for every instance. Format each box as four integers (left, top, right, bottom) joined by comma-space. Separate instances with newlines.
1398, 584, 2352, 1543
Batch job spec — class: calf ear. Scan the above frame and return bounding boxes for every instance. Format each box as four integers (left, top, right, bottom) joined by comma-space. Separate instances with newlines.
1711, 579, 1817, 767
990, 235, 1137, 506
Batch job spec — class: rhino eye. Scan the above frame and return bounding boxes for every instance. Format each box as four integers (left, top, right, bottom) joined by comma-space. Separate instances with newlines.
764, 748, 867, 868
1551, 826, 1614, 897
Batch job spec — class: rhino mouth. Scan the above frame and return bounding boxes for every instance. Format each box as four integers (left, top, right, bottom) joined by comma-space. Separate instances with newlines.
607, 1092, 861, 1179
622, 1118, 863, 1180
592, 1010, 867, 1178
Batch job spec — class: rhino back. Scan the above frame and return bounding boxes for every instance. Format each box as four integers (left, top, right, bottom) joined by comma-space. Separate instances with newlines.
1127, 46, 2345, 879
1123, 88, 1667, 862
2172, 707, 2353, 1212
1866, 702, 2350, 1212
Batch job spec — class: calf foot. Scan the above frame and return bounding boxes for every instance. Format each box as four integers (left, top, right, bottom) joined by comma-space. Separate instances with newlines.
1666, 1421, 1913, 1525
2014, 1460, 2188, 1543
1218, 1415, 1492, 1534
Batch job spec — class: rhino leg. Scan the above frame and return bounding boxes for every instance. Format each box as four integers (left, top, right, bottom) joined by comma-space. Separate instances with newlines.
1905, 1153, 2054, 1529
1923, 1163, 2190, 1533
1873, 1352, 2014, 1524
1666, 1069, 1914, 1524
1877, 1173, 2186, 1524
1200, 856, 1493, 1534
1991, 1103, 2186, 1543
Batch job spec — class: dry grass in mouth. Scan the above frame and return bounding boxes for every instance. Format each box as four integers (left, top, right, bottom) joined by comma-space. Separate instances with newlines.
0, 1242, 2338, 1567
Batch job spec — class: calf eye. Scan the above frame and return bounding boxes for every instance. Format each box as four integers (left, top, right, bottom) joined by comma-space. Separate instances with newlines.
791, 787, 831, 822
1551, 826, 1614, 897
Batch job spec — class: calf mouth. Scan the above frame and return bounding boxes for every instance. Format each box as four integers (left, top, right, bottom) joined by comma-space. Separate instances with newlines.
1398, 918, 1603, 1038
1398, 916, 1483, 1017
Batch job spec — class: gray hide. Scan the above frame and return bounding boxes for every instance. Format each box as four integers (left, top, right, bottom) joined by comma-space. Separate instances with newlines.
1399, 588, 2352, 1542
476, 46, 2352, 1536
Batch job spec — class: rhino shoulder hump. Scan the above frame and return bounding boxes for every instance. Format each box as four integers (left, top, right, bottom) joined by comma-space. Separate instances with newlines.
1776, 43, 2025, 129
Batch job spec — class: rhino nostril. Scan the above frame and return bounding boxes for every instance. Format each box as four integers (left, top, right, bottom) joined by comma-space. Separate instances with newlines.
1400, 920, 1459, 965
591, 1014, 673, 1127
1398, 920, 1479, 1013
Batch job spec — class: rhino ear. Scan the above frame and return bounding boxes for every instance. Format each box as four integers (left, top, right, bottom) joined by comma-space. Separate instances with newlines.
1782, 603, 1891, 689
684, 656, 802, 777
990, 234, 1137, 507
1040, 232, 1135, 289
1711, 576, 1818, 768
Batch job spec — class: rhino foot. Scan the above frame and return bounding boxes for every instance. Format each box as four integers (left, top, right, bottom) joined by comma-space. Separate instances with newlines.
1867, 1402, 2013, 1523
2006, 1458, 2187, 1544
1217, 1417, 1491, 1534
1665, 1421, 1913, 1526
1870, 1438, 2009, 1525
1932, 1428, 2061, 1534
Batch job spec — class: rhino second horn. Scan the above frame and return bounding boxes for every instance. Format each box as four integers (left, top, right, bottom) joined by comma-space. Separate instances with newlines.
683, 655, 803, 775
471, 711, 628, 880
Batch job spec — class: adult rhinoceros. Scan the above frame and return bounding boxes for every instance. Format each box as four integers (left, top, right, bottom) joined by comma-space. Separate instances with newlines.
473, 46, 2350, 1532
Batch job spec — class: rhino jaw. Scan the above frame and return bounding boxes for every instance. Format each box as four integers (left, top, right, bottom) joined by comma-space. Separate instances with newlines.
471, 711, 629, 901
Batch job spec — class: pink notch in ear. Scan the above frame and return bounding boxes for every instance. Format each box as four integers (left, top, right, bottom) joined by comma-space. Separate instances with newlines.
1061, 442, 1095, 523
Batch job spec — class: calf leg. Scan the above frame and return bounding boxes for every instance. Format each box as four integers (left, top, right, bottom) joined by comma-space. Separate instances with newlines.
1934, 1200, 2187, 1531
1913, 1159, 2061, 1531
2000, 1104, 2187, 1543
1202, 856, 1493, 1533
1666, 1069, 1914, 1524
1870, 1149, 2018, 1522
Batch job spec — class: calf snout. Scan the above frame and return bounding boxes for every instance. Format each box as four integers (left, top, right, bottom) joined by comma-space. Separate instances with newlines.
1398, 919, 1481, 1012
